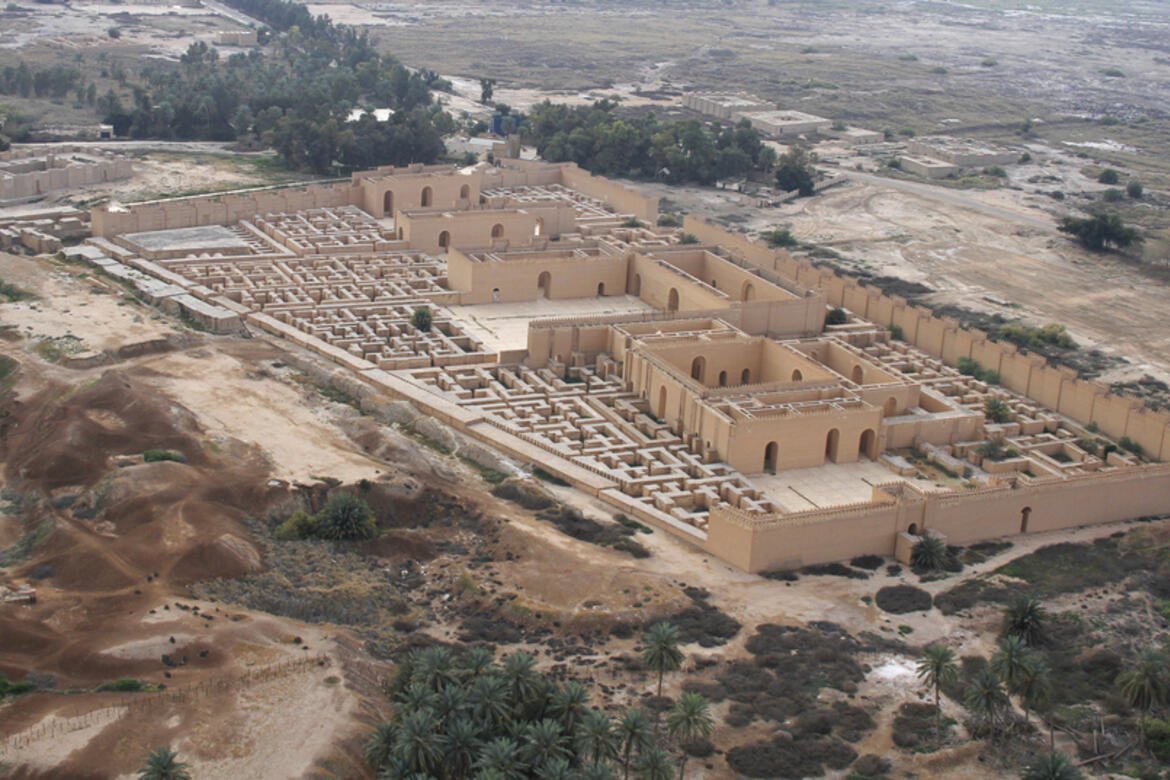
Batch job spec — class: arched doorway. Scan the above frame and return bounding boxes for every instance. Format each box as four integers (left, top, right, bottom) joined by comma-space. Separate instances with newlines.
742, 281, 755, 301
763, 441, 779, 474
825, 428, 840, 463
491, 223, 505, 239
884, 397, 897, 417
718, 370, 728, 387
382, 190, 394, 216
859, 429, 876, 459
438, 231, 450, 250
631, 274, 642, 297
667, 288, 679, 312
851, 365, 864, 384
491, 287, 501, 303
534, 217, 545, 237
537, 271, 551, 298
597, 282, 606, 296
657, 386, 668, 419
791, 369, 803, 382
907, 523, 919, 536
690, 356, 706, 382
459, 184, 470, 200
1020, 507, 1031, 533
741, 368, 751, 384
421, 186, 433, 207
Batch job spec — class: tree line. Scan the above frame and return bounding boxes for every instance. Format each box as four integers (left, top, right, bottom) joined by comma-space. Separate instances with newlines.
94, 0, 453, 174
524, 99, 777, 186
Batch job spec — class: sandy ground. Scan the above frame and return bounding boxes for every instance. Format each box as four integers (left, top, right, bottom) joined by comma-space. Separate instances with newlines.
138, 348, 386, 484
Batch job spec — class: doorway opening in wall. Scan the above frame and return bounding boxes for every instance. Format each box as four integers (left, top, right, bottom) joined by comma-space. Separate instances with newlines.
741, 368, 751, 384
764, 441, 778, 474
667, 288, 680, 312
383, 191, 394, 216
438, 231, 450, 250
460, 184, 470, 200
1020, 507, 1031, 533
908, 523, 919, 536
884, 397, 897, 417
421, 186, 433, 207
597, 282, 606, 296
742, 281, 755, 301
657, 386, 668, 420
718, 370, 728, 386
791, 369, 803, 382
690, 356, 706, 382
851, 365, 864, 384
535, 217, 545, 237
859, 429, 876, 459
538, 271, 551, 298
632, 274, 642, 297
492, 287, 501, 303
826, 428, 840, 463
491, 223, 505, 239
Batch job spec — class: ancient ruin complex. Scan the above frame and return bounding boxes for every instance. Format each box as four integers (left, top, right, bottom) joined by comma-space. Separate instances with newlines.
81, 161, 1170, 572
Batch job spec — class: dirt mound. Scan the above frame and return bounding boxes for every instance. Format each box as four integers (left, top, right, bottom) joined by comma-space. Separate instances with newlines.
3, 370, 208, 490
169, 533, 263, 584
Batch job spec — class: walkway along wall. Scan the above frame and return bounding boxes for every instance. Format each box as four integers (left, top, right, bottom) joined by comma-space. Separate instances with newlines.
683, 216, 1170, 461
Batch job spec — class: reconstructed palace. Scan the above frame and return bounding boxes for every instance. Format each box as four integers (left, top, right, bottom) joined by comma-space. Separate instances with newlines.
82, 160, 1170, 572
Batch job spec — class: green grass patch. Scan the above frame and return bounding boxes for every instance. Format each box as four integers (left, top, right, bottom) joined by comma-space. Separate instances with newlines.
0, 278, 34, 303
142, 449, 186, 464
0, 519, 54, 566
95, 678, 151, 692
532, 466, 570, 486
459, 455, 509, 485
0, 674, 37, 698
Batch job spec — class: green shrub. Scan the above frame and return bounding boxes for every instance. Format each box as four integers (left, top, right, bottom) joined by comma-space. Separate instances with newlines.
679, 233, 700, 245
97, 678, 148, 692
410, 307, 432, 332
491, 478, 555, 510
984, 165, 1007, 178
1148, 719, 1170, 762
1127, 180, 1143, 199
1102, 188, 1125, 202
1118, 436, 1142, 456
762, 228, 798, 248
0, 675, 36, 697
657, 213, 682, 227
983, 398, 1011, 424
316, 493, 376, 540
622, 216, 643, 228
1097, 168, 1120, 184
888, 324, 904, 341
274, 509, 319, 540
826, 307, 848, 326
143, 449, 187, 464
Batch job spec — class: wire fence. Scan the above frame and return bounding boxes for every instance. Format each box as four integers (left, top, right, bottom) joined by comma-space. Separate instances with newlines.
0, 654, 331, 757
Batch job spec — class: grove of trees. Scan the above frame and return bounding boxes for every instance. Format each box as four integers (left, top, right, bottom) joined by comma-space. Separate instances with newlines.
524, 99, 776, 185
94, 0, 453, 174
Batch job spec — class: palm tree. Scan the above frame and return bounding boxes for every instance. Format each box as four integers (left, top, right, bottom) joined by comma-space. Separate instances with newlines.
635, 745, 674, 780
364, 722, 397, 769
576, 708, 618, 766
435, 681, 468, 721
617, 708, 653, 780
469, 675, 511, 730
1003, 596, 1048, 647
964, 666, 1011, 736
1022, 750, 1084, 780
1017, 655, 1052, 729
475, 736, 527, 779
539, 756, 575, 780
443, 716, 481, 777
397, 681, 438, 712
394, 707, 446, 774
916, 643, 958, 739
463, 646, 496, 678
1116, 648, 1169, 743
910, 534, 949, 571
579, 763, 618, 780
415, 645, 457, 691
520, 719, 568, 768
992, 635, 1035, 696
642, 623, 685, 697
502, 651, 541, 713
550, 680, 589, 734
666, 693, 713, 780
137, 747, 191, 780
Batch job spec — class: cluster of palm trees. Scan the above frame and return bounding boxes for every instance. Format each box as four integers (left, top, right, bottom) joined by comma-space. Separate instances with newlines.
915, 595, 1169, 779
365, 624, 711, 779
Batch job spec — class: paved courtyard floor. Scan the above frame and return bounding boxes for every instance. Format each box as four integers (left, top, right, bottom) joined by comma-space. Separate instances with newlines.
445, 294, 654, 352
752, 459, 948, 512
